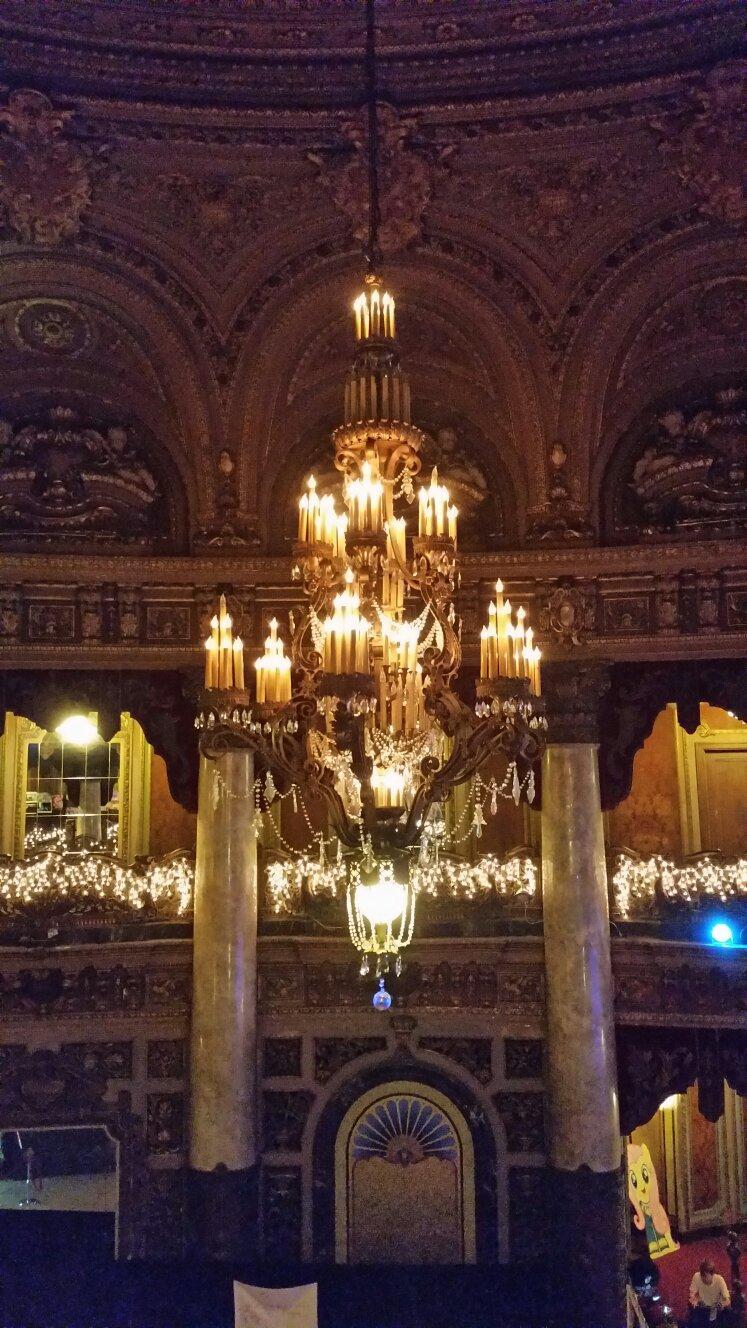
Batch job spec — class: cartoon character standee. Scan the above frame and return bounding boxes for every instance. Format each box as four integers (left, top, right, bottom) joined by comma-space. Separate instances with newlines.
627, 1142, 679, 1260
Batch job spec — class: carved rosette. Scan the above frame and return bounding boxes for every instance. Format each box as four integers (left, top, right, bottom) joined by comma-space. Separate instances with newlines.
538, 581, 597, 648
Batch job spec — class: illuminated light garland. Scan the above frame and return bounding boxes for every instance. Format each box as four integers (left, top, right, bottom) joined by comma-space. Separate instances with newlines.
264, 848, 538, 915
265, 848, 347, 914
23, 819, 119, 854
3, 837, 741, 926
611, 851, 747, 919
0, 848, 194, 917
410, 853, 538, 902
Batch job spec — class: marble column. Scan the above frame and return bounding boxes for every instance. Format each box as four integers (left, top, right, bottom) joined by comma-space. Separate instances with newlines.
189, 747, 258, 1259
541, 663, 627, 1328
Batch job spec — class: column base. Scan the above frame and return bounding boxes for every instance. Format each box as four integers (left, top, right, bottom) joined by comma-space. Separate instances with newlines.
189, 1164, 258, 1262
547, 1166, 627, 1328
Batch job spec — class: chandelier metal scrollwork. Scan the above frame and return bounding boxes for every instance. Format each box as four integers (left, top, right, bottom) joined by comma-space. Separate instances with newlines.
195, 0, 547, 976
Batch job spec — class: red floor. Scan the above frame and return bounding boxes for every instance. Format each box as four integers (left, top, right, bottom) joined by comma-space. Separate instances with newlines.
655, 1233, 733, 1321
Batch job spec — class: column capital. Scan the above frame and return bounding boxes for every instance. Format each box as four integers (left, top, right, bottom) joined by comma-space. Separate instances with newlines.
542, 660, 611, 744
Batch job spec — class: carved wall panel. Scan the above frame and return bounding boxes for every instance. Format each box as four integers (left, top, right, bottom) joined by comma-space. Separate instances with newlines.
504, 1039, 544, 1082
0, 407, 168, 547
603, 387, 746, 544
264, 1036, 303, 1080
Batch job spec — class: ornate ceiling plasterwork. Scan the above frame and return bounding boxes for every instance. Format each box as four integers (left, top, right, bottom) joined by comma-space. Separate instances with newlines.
0, 2, 742, 634
310, 102, 450, 256
0, 90, 90, 244
0, 405, 167, 546
603, 386, 747, 544
648, 62, 746, 225
0, 1, 741, 109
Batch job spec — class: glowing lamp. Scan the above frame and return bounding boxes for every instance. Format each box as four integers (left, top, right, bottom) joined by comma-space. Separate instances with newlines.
659, 1095, 679, 1111
55, 714, 100, 746
356, 875, 407, 928
710, 920, 734, 946
346, 859, 416, 977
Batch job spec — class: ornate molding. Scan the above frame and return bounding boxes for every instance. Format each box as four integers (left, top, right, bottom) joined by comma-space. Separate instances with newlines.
648, 63, 745, 225
0, 4, 740, 110
0, 960, 191, 1021
0, 90, 90, 244
259, 951, 545, 1016
311, 103, 444, 255
0, 552, 746, 670
617, 1025, 747, 1133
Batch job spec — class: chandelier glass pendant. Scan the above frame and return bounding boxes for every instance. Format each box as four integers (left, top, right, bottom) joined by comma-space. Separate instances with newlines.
196, 0, 546, 976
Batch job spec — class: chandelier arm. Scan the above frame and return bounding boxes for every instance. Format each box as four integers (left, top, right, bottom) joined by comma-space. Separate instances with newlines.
416, 573, 460, 681
390, 705, 543, 849
290, 603, 324, 681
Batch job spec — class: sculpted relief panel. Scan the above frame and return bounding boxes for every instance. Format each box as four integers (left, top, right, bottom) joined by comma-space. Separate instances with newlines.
0, 407, 167, 546
648, 63, 745, 227
605, 388, 746, 543
311, 103, 442, 256
0, 407, 161, 543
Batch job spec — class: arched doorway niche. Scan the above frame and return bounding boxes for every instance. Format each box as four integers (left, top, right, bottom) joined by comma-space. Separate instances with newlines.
334, 1080, 476, 1266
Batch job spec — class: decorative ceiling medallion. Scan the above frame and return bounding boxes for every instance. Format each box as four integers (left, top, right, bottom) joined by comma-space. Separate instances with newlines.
14, 300, 91, 355
0, 90, 91, 245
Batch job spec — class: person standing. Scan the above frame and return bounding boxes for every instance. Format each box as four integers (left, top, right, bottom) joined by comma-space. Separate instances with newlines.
689, 1259, 731, 1326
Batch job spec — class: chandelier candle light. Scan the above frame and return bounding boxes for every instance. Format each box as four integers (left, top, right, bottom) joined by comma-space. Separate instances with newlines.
255, 619, 292, 704
204, 594, 245, 691
480, 581, 542, 695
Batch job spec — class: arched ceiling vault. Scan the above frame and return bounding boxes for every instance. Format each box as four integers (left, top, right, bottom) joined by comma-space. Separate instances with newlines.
0, 0, 742, 665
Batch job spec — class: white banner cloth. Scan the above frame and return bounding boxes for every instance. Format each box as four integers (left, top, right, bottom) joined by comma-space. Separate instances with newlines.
234, 1281, 318, 1328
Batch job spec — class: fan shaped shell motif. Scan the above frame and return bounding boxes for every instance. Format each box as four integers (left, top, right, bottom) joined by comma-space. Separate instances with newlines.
352, 1094, 458, 1166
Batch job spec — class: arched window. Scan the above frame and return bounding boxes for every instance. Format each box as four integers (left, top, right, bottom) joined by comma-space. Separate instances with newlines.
335, 1081, 476, 1265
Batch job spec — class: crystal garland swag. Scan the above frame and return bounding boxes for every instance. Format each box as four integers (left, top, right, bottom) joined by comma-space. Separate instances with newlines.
196, 278, 547, 975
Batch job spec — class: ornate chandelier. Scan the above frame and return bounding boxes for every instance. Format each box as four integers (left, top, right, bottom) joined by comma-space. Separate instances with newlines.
196, 0, 547, 977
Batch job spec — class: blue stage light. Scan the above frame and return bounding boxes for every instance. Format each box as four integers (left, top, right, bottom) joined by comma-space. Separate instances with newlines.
710, 920, 734, 946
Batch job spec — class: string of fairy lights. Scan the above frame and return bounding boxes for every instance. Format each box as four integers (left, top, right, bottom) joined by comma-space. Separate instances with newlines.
0, 827, 744, 922
0, 849, 193, 916
611, 851, 747, 919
